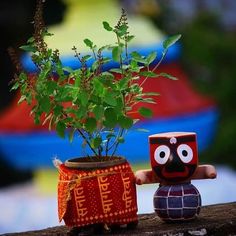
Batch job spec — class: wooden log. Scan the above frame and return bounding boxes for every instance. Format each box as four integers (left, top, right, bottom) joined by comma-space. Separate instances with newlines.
5, 202, 236, 236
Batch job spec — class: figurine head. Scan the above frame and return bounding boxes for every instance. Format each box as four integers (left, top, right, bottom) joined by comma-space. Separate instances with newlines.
149, 132, 198, 183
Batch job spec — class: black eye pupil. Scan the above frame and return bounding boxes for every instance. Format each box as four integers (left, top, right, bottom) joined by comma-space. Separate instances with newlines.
160, 151, 166, 158
182, 150, 188, 157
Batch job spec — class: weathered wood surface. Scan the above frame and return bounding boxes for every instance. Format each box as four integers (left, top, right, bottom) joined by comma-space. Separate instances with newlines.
5, 202, 236, 236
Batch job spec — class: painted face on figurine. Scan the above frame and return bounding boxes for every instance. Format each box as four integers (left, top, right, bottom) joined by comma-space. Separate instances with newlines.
149, 132, 198, 183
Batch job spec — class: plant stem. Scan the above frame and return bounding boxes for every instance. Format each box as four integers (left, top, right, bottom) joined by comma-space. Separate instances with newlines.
110, 128, 124, 157
116, 34, 124, 74
105, 138, 111, 157
92, 48, 97, 61
152, 49, 168, 72
98, 146, 102, 157
140, 49, 168, 87
77, 129, 99, 157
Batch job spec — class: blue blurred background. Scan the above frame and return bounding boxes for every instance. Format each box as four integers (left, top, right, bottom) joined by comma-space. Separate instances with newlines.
0, 0, 236, 234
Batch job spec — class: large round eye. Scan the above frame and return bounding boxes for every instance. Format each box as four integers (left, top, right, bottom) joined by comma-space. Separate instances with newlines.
154, 145, 170, 165
177, 144, 193, 163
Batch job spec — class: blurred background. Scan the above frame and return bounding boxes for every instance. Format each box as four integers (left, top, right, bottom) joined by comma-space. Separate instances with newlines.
0, 0, 236, 234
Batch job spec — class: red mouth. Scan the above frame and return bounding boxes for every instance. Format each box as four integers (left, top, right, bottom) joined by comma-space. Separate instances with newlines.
162, 166, 189, 179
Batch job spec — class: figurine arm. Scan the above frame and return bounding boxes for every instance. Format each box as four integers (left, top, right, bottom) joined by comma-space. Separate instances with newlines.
192, 165, 217, 180
135, 169, 160, 185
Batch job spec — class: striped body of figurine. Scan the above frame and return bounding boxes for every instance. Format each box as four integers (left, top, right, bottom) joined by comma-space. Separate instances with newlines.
154, 183, 201, 221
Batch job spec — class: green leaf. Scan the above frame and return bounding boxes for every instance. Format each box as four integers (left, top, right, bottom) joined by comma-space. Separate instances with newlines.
93, 78, 104, 94
138, 107, 153, 118
131, 51, 141, 59
138, 98, 156, 104
27, 37, 35, 43
130, 60, 141, 73
25, 93, 32, 105
126, 35, 135, 42
112, 46, 122, 62
104, 91, 117, 106
62, 67, 74, 74
114, 97, 124, 115
43, 30, 54, 37
54, 105, 63, 116
20, 45, 37, 53
146, 51, 157, 64
79, 91, 89, 106
19, 72, 27, 83
104, 108, 117, 128
90, 94, 100, 104
118, 116, 133, 129
93, 105, 104, 120
11, 82, 20, 91
101, 71, 114, 79
82, 55, 92, 61
158, 72, 178, 80
109, 68, 123, 74
85, 117, 97, 133
18, 95, 26, 104
102, 21, 113, 31
34, 112, 41, 125
55, 86, 72, 102
91, 137, 102, 148
75, 77, 81, 87
91, 61, 99, 72
56, 121, 66, 138
99, 45, 111, 52
38, 62, 52, 80
130, 83, 141, 93
118, 77, 129, 89
140, 71, 158, 78
40, 96, 51, 113
142, 92, 160, 96
131, 51, 146, 64
83, 38, 94, 48
116, 24, 128, 37
46, 80, 57, 94
118, 137, 125, 143
20, 83, 28, 94
71, 89, 79, 102
75, 106, 87, 119
163, 34, 181, 50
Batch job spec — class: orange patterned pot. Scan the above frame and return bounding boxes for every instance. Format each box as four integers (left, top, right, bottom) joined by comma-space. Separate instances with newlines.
57, 157, 138, 228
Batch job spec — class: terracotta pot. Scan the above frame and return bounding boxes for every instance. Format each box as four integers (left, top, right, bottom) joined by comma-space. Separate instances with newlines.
57, 156, 138, 228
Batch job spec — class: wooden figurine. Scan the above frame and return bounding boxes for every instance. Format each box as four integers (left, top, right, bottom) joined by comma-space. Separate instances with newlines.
135, 132, 217, 221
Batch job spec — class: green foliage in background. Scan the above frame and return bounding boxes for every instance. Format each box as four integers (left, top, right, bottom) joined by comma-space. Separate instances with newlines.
180, 14, 236, 168
150, 9, 236, 168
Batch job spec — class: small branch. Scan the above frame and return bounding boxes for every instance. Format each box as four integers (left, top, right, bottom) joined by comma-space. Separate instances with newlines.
77, 129, 99, 157
111, 128, 124, 157
152, 49, 168, 72
140, 50, 168, 87
92, 48, 97, 61
116, 34, 124, 75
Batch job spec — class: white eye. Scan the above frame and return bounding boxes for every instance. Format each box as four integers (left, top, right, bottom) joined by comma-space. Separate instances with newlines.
154, 145, 170, 165
177, 144, 193, 163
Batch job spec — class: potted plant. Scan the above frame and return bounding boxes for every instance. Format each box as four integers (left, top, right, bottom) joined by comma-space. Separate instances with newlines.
10, 0, 181, 233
